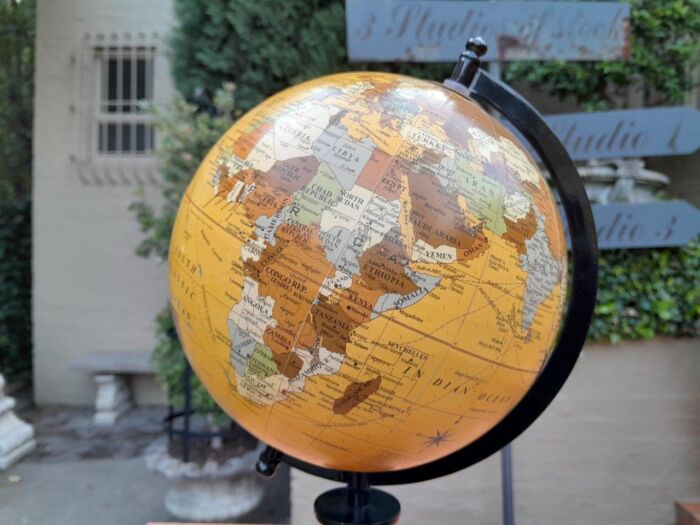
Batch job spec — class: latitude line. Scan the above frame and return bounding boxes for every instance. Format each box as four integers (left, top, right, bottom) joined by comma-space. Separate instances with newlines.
451, 115, 507, 342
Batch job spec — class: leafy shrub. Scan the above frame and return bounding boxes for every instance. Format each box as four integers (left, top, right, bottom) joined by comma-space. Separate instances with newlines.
0, 0, 34, 382
590, 241, 699, 342
132, 86, 236, 261
151, 308, 228, 422
0, 0, 35, 196
0, 188, 31, 381
170, 0, 451, 111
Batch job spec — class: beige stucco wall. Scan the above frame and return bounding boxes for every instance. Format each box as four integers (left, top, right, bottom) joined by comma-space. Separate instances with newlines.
33, 0, 175, 405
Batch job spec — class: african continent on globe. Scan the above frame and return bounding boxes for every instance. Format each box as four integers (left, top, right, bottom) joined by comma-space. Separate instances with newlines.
169, 72, 567, 473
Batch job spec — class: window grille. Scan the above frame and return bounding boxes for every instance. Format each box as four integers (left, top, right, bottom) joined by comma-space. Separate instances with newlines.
94, 46, 155, 155
73, 32, 165, 186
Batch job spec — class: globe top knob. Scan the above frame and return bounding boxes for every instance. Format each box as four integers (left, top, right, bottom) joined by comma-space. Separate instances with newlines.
256, 446, 283, 478
449, 36, 488, 88
466, 36, 487, 58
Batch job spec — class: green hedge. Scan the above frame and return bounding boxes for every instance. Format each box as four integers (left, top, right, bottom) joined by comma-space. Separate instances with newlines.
0, 0, 34, 381
590, 241, 699, 342
171, 0, 451, 112
0, 193, 32, 381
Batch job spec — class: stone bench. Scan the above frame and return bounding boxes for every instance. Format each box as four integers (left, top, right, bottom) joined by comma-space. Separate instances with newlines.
70, 352, 154, 426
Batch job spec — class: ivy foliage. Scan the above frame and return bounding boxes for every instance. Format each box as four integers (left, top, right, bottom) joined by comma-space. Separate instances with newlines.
502, 0, 700, 342
504, 0, 700, 111
171, 0, 700, 114
170, 0, 451, 112
590, 240, 699, 342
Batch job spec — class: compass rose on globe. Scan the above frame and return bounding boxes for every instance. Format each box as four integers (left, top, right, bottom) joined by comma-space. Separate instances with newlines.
168, 38, 598, 524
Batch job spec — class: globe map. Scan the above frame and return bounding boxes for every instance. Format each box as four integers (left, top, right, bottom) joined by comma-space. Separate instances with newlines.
169, 72, 567, 473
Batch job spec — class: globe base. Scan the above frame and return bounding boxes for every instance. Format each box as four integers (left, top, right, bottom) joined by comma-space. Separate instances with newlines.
314, 485, 400, 525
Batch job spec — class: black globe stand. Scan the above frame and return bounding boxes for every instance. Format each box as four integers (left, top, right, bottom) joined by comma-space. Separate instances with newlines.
314, 473, 401, 525
256, 443, 284, 477
254, 36, 598, 524
256, 445, 400, 525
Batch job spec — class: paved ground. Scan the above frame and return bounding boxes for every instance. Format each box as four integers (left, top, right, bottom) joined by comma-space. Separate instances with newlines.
292, 338, 700, 525
0, 406, 290, 525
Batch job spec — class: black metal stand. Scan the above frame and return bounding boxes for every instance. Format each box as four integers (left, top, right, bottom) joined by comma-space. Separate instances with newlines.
314, 473, 400, 525
256, 445, 284, 477
501, 443, 515, 525
256, 446, 400, 524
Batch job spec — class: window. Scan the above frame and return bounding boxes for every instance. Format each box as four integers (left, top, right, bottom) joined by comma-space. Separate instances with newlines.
94, 46, 155, 155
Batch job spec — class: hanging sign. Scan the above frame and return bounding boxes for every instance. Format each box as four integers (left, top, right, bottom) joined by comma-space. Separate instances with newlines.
544, 107, 700, 161
564, 201, 700, 250
346, 0, 630, 62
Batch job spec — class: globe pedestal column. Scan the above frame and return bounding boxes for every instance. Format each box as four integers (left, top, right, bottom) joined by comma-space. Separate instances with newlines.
313, 473, 400, 525
257, 449, 400, 525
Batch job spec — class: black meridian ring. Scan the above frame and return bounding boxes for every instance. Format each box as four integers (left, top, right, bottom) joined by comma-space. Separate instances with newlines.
280, 68, 598, 485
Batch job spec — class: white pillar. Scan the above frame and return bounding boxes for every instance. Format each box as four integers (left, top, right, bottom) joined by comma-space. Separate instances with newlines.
0, 373, 36, 470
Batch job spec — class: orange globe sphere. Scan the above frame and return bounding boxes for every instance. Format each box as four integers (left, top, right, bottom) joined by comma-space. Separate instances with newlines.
169, 72, 567, 472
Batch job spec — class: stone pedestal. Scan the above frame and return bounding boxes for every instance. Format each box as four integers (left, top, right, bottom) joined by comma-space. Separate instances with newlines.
164, 473, 264, 521
0, 374, 36, 470
93, 374, 131, 426
145, 438, 265, 522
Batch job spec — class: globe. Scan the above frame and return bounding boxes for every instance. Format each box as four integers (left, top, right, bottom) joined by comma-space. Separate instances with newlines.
169, 72, 568, 473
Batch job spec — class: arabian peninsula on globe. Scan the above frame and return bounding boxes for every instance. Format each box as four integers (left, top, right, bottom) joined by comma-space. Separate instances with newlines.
169, 72, 568, 473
